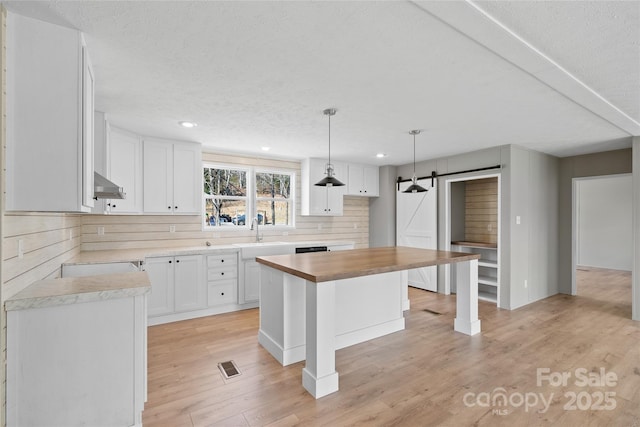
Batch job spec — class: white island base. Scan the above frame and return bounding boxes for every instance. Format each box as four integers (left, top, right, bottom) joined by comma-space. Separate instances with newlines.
259, 269, 407, 397
257, 247, 480, 399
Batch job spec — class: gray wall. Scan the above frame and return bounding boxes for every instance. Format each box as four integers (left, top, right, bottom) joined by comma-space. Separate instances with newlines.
369, 165, 398, 247
576, 175, 633, 270
558, 148, 632, 294
633, 138, 640, 321
394, 144, 561, 310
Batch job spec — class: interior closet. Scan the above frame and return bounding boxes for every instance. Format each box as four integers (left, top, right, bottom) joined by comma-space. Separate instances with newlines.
449, 176, 500, 305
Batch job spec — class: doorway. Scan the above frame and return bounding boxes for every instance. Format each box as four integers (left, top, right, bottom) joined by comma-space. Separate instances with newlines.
571, 174, 633, 296
444, 172, 502, 307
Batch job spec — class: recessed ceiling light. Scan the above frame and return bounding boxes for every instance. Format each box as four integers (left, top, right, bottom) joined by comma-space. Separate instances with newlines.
261, 147, 271, 151
178, 121, 197, 128
376, 153, 387, 158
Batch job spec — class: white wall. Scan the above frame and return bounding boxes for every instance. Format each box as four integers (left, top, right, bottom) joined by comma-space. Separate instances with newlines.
576, 175, 632, 271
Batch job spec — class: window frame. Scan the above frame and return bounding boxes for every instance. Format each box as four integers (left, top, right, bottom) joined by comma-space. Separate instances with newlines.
202, 163, 296, 230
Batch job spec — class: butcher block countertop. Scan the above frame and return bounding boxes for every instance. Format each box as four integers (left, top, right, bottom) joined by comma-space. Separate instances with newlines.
256, 246, 481, 283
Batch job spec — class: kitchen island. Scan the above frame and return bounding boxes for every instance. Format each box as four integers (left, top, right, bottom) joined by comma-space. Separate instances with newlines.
256, 246, 481, 398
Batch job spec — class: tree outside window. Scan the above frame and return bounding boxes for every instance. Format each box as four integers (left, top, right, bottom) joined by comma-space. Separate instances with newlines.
255, 172, 292, 226
203, 167, 248, 227
203, 165, 295, 228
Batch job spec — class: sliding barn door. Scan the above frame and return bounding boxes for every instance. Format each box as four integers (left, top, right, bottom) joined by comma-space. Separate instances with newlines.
396, 179, 438, 292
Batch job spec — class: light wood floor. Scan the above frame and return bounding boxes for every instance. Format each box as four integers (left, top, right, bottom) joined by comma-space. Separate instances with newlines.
143, 268, 640, 426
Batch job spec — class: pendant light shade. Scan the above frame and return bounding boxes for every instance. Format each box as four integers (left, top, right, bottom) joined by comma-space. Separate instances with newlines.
315, 108, 345, 187
403, 130, 428, 193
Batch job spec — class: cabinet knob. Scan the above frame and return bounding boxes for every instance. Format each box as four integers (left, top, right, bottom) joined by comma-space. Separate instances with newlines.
168, 206, 171, 210
221, 259, 225, 263
112, 204, 116, 208
175, 206, 178, 210
169, 260, 172, 264
221, 292, 225, 296
176, 259, 180, 263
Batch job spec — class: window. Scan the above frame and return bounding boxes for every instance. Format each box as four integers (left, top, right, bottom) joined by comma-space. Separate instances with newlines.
255, 171, 293, 226
203, 166, 248, 227
203, 164, 295, 228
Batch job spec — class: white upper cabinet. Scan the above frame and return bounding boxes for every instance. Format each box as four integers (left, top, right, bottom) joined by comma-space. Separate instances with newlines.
143, 138, 201, 214
6, 13, 94, 212
301, 158, 346, 216
347, 164, 379, 197
108, 127, 143, 214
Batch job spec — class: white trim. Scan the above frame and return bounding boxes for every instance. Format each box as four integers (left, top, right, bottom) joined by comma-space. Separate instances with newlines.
570, 173, 632, 295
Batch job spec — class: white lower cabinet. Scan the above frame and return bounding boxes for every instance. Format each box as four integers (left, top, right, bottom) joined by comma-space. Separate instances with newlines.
242, 260, 261, 303
145, 254, 205, 318
207, 253, 238, 306
7, 292, 147, 426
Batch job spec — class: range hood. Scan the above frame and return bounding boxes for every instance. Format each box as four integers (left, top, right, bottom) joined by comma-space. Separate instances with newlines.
94, 172, 126, 199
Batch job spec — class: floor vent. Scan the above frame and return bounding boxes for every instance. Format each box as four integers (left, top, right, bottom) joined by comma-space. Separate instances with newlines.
423, 308, 442, 315
218, 360, 241, 379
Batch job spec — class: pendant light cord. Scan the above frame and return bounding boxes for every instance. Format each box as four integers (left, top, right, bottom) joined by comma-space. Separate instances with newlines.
413, 132, 416, 176
328, 112, 331, 166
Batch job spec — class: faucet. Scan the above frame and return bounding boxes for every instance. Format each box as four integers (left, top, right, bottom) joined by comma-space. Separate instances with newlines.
250, 217, 262, 242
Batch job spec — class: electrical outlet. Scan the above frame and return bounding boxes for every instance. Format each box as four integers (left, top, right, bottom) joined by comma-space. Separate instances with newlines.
97, 226, 105, 236
18, 239, 24, 259
516, 216, 521, 225
524, 279, 528, 288
169, 225, 176, 233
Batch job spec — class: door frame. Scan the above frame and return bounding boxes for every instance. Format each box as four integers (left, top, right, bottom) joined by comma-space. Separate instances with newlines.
443, 172, 501, 302
570, 173, 632, 295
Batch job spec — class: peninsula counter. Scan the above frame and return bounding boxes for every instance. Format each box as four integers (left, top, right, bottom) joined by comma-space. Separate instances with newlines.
256, 246, 481, 398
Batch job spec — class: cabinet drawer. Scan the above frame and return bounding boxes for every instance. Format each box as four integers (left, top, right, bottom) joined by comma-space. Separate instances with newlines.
207, 254, 237, 267
208, 280, 237, 306
207, 266, 237, 281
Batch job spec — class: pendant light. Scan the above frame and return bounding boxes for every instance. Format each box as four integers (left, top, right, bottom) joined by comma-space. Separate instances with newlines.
315, 108, 345, 187
403, 130, 428, 193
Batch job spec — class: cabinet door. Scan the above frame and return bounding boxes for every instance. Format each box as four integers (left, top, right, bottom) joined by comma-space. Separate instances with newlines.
243, 260, 261, 303
145, 257, 174, 317
347, 164, 378, 197
109, 127, 142, 213
6, 14, 84, 212
302, 158, 345, 216
362, 166, 379, 197
81, 42, 95, 211
326, 162, 346, 215
172, 143, 202, 214
143, 139, 173, 214
347, 164, 364, 196
174, 255, 206, 313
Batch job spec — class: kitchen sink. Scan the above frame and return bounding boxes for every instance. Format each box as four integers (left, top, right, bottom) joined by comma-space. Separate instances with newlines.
233, 242, 295, 260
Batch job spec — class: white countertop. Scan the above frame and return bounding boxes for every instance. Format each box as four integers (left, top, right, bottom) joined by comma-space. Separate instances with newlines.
9, 240, 354, 312
62, 240, 355, 266
6, 271, 151, 311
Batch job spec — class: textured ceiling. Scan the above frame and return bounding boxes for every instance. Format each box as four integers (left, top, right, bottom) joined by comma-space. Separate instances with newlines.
4, 1, 639, 165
